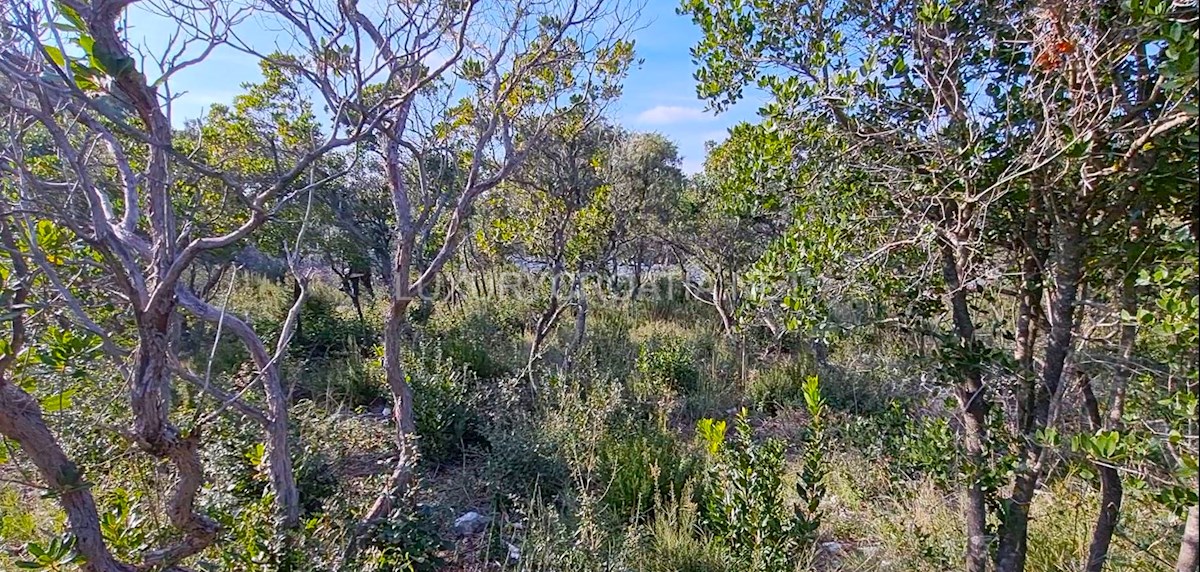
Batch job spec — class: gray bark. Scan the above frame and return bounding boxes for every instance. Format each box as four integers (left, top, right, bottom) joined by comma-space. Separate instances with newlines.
1080, 372, 1123, 572
177, 286, 302, 528
996, 219, 1084, 572
0, 382, 134, 572
130, 317, 219, 568
1178, 506, 1199, 572
941, 243, 990, 572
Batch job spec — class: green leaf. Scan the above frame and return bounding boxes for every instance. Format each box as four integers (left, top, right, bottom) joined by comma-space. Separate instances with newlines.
42, 46, 66, 68
39, 388, 76, 414
77, 34, 95, 57
54, 1, 87, 32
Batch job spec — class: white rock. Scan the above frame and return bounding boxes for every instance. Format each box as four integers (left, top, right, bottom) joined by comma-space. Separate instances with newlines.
820, 541, 843, 554
453, 511, 490, 535
505, 541, 521, 561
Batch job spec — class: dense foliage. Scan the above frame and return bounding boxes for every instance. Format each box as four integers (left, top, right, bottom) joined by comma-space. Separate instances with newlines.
0, 0, 1195, 571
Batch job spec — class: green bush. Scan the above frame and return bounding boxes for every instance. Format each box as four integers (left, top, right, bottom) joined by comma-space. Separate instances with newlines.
0, 488, 38, 543
635, 338, 699, 395
427, 298, 524, 378
746, 354, 815, 414
292, 441, 339, 516
408, 352, 486, 466
577, 309, 638, 379
597, 424, 698, 522
357, 507, 448, 572
298, 343, 387, 409
643, 485, 728, 572
292, 287, 375, 361
696, 408, 825, 572
210, 495, 313, 572
483, 428, 570, 507
840, 400, 958, 486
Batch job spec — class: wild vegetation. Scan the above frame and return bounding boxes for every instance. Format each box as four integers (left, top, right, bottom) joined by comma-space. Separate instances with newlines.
0, 0, 1196, 571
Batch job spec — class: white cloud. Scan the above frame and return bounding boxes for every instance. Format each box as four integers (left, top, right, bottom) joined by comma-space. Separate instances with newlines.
635, 105, 712, 125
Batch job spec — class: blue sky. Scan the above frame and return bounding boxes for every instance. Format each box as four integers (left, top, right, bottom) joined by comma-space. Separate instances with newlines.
128, 1, 761, 174
608, 1, 763, 172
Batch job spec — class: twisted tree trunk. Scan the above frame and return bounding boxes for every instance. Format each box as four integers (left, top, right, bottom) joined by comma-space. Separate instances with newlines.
177, 285, 302, 528
130, 315, 219, 568
1080, 267, 1138, 572
367, 298, 418, 520
1080, 372, 1123, 572
0, 381, 134, 572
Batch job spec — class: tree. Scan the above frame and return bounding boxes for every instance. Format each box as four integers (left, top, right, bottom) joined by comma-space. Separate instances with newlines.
0, 0, 366, 564
0, 210, 131, 571
249, 0, 640, 556
479, 111, 619, 373
681, 0, 1198, 570
605, 132, 685, 298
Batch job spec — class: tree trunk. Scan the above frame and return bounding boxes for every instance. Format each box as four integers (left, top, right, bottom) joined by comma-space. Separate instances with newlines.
996, 220, 1084, 572
1013, 192, 1044, 435
130, 317, 219, 568
1080, 372, 1123, 572
367, 297, 418, 522
339, 296, 418, 567
1178, 506, 1199, 572
631, 238, 644, 302
611, 252, 620, 294
177, 286, 302, 528
712, 271, 736, 339
0, 381, 134, 572
941, 244, 990, 572
528, 258, 565, 372
1079, 266, 1137, 572
564, 268, 588, 370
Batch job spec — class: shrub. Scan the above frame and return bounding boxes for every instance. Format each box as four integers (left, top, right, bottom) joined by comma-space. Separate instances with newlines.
635, 338, 699, 395
408, 354, 486, 466
643, 485, 728, 572
0, 487, 39, 543
697, 413, 798, 570
746, 354, 815, 414
597, 424, 698, 522
577, 309, 637, 379
292, 286, 375, 362
356, 506, 448, 572
292, 442, 339, 516
696, 401, 826, 572
792, 377, 828, 542
483, 428, 570, 507
427, 298, 524, 378
840, 400, 958, 486
298, 342, 387, 409
210, 495, 312, 572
